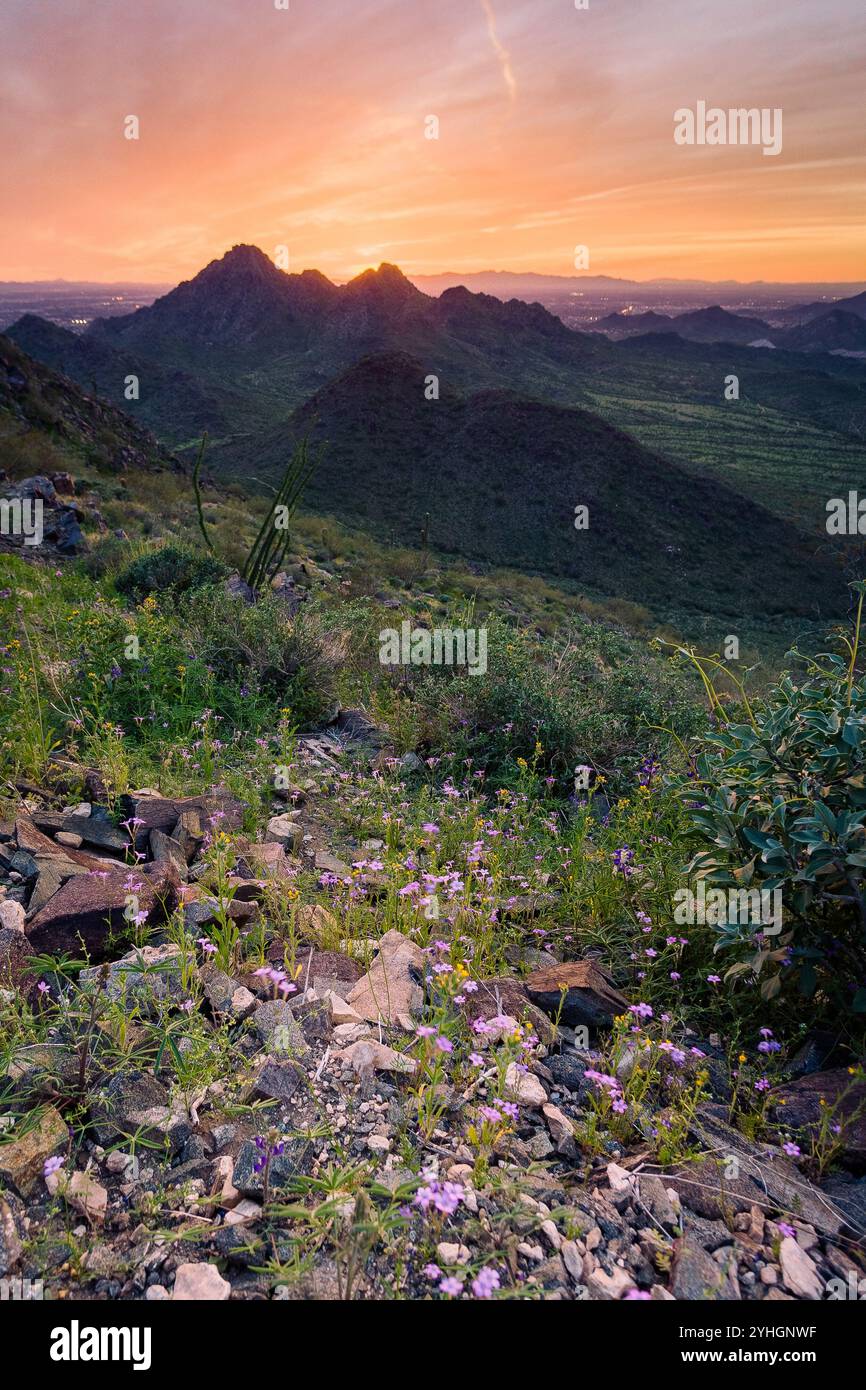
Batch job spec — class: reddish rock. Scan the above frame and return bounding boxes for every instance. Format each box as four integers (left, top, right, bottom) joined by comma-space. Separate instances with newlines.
770, 1070, 866, 1171
236, 841, 292, 880
15, 814, 118, 874
26, 861, 181, 959
26, 862, 71, 915
271, 946, 365, 993
525, 960, 627, 1029
117, 790, 245, 851
460, 975, 555, 1045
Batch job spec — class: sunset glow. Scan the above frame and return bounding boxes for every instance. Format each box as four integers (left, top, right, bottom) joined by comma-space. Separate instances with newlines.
2, 0, 864, 284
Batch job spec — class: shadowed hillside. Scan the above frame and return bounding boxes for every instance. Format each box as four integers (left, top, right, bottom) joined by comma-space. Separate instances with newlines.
208, 351, 846, 620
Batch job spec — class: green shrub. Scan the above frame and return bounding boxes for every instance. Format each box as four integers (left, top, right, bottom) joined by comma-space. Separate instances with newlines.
678, 591, 866, 1014
76, 534, 143, 581
307, 602, 705, 784
404, 614, 704, 784
115, 542, 228, 601
178, 586, 344, 728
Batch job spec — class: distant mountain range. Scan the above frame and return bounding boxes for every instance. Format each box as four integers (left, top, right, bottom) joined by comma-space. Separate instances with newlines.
409, 270, 866, 304
4, 244, 864, 622
594, 294, 866, 354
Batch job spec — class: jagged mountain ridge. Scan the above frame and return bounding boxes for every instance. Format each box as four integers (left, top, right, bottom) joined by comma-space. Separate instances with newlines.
85, 245, 590, 364
7, 246, 866, 544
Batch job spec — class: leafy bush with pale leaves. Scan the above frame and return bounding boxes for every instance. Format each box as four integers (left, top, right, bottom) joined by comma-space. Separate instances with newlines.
680, 607, 866, 1014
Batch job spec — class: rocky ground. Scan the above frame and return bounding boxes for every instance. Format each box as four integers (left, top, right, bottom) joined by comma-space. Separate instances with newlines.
1, 720, 864, 1304
1, 463, 865, 1304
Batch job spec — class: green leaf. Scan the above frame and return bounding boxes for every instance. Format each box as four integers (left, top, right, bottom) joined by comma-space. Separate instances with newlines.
742, 828, 780, 852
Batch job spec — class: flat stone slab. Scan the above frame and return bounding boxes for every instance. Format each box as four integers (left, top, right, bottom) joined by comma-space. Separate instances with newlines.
769, 1070, 866, 1170
525, 960, 628, 1029
0, 1105, 67, 1197
661, 1104, 845, 1239
26, 861, 181, 959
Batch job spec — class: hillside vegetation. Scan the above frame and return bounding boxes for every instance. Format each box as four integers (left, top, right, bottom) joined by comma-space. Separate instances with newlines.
1, 289, 864, 1309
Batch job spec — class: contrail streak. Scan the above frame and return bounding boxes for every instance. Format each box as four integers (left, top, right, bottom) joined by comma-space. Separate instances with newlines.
480, 0, 516, 100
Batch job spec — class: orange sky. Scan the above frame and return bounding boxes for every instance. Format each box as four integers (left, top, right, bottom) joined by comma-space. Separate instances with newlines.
1, 0, 864, 284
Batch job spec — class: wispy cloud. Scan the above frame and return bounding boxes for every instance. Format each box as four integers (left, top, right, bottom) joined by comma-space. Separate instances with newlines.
479, 0, 516, 100
1, 0, 864, 280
